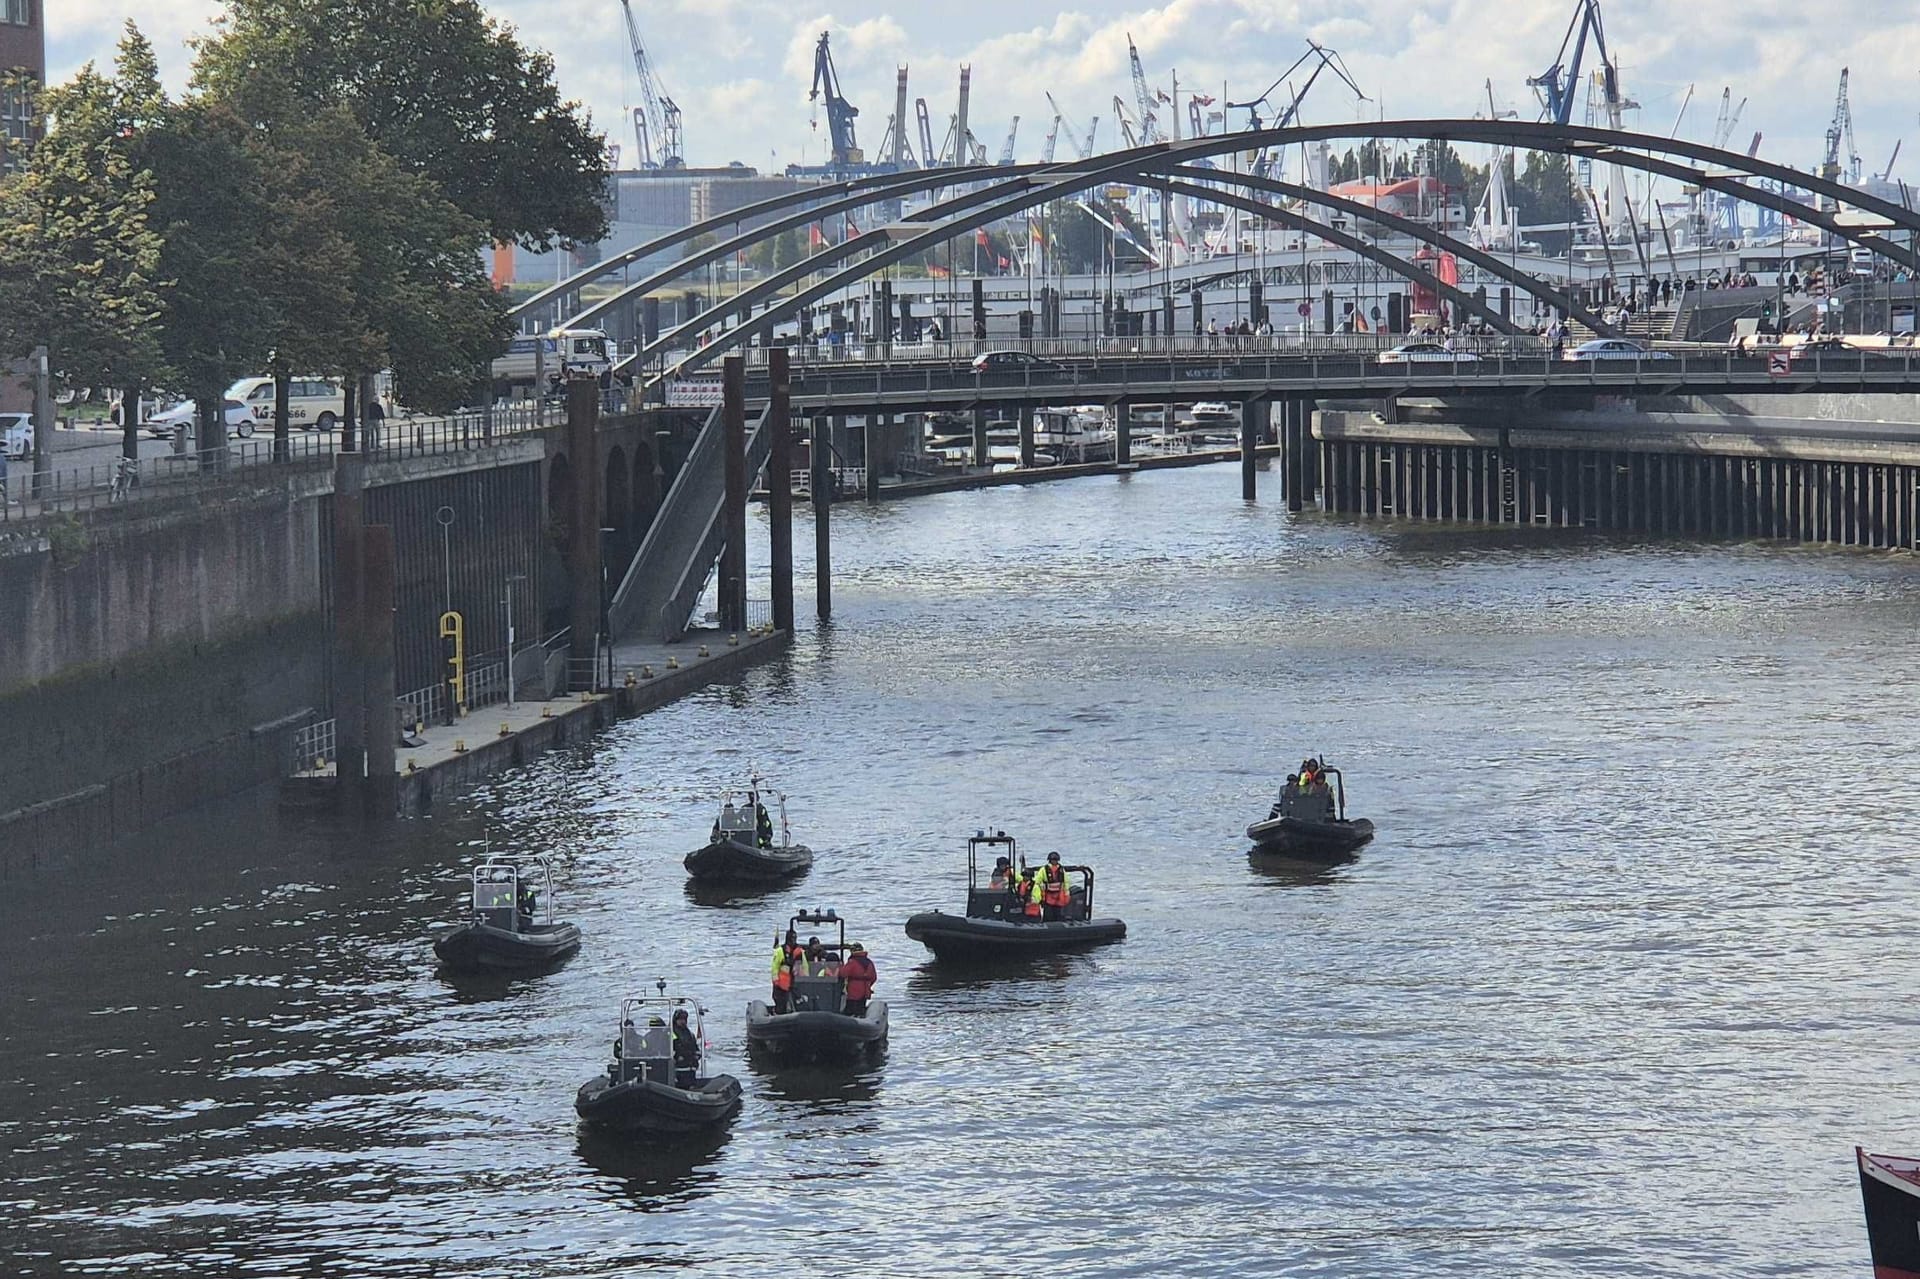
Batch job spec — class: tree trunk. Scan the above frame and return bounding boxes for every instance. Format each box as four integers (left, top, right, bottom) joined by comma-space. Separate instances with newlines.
273, 370, 291, 464
342, 377, 358, 453
120, 384, 141, 461
197, 384, 226, 473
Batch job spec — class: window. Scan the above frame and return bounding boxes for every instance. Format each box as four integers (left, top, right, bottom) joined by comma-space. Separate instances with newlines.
1, 1, 28, 27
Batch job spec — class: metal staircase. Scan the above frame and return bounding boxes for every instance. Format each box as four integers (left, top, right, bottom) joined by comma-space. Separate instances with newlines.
607, 400, 773, 642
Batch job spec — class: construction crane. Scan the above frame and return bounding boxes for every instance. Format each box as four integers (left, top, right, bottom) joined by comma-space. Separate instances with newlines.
1040, 96, 1064, 164
808, 32, 862, 170
997, 116, 1021, 166
1822, 67, 1861, 191
1880, 140, 1903, 184
619, 0, 683, 168
1226, 42, 1367, 178
1113, 95, 1141, 149
916, 99, 936, 174
1074, 115, 1099, 160
1710, 87, 1747, 150
1528, 0, 1618, 128
1125, 35, 1161, 144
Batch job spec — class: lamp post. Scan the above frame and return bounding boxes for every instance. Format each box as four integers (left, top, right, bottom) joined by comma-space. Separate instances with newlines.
435, 506, 456, 616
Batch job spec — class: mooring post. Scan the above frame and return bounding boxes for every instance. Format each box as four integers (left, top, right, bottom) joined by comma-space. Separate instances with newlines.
1114, 398, 1132, 466
972, 406, 990, 470
1019, 405, 1036, 470
1283, 401, 1304, 513
865, 416, 883, 501
1240, 397, 1262, 501
331, 452, 367, 818
768, 349, 795, 633
719, 355, 747, 634
812, 413, 833, 621
363, 523, 398, 821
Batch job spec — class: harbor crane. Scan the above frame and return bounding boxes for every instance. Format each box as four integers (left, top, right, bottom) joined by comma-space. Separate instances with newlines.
808, 31, 862, 170
875, 65, 916, 167
1126, 35, 1161, 143
1040, 99, 1063, 163
1821, 67, 1861, 191
916, 99, 936, 174
1225, 41, 1367, 178
618, 0, 683, 168
1528, 0, 1616, 127
997, 117, 1021, 166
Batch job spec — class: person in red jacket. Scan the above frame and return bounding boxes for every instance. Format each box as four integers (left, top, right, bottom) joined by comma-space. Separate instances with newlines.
838, 942, 878, 1017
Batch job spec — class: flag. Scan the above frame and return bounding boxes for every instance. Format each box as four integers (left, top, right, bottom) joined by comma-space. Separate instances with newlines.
1031, 221, 1044, 244
846, 214, 861, 238
928, 264, 951, 279
1191, 94, 1216, 107
1155, 89, 1172, 104
997, 255, 1010, 271
1353, 312, 1370, 333
809, 223, 825, 249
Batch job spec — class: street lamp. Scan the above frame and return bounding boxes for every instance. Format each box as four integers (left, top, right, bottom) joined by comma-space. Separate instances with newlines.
435, 506, 457, 616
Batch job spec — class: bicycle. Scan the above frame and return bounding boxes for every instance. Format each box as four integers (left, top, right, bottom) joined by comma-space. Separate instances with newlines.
108, 457, 137, 502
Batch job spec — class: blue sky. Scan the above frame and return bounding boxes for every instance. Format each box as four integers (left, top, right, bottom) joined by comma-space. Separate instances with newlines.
47, 1, 1920, 184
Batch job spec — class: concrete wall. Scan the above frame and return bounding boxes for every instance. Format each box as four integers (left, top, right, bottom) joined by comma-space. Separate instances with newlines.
0, 491, 330, 854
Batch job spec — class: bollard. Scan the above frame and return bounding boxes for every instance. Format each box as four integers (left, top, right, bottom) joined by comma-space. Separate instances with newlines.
667, 656, 680, 669
624, 670, 637, 688
499, 723, 510, 738
406, 760, 417, 774
728, 633, 739, 647
641, 664, 654, 679
453, 740, 467, 754
697, 645, 710, 658
541, 706, 552, 719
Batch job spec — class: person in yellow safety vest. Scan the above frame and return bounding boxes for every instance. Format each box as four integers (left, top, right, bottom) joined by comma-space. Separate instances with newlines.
1023, 867, 1044, 919
1040, 851, 1070, 921
771, 928, 801, 979
771, 959, 794, 1015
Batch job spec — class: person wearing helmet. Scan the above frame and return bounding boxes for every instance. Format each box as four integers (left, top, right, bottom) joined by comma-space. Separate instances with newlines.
1040, 851, 1070, 921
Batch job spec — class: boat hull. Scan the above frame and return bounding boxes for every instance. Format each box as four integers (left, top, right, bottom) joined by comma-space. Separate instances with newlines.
1859, 1148, 1920, 1278
904, 911, 1126, 960
745, 1001, 888, 1057
432, 920, 581, 972
683, 837, 813, 882
1245, 815, 1375, 858
575, 1073, 743, 1135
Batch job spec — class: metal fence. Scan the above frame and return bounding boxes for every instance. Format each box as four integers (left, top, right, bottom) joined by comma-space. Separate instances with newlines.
289, 716, 336, 776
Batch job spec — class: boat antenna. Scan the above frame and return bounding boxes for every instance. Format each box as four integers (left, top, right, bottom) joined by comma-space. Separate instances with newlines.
655, 976, 667, 995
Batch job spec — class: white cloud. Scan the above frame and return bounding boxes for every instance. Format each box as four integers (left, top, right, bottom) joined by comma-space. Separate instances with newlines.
42, 0, 1920, 187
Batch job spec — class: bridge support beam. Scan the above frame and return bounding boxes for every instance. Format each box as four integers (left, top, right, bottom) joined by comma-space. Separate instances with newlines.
768, 349, 794, 634
1240, 397, 1266, 501
331, 452, 367, 820
812, 415, 832, 622
866, 415, 884, 501
1019, 405, 1035, 470
567, 377, 604, 675
719, 355, 748, 635
363, 523, 397, 820
972, 407, 989, 469
1114, 399, 1131, 466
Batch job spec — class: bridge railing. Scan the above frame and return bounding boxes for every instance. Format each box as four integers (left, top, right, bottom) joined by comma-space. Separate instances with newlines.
734, 331, 1557, 369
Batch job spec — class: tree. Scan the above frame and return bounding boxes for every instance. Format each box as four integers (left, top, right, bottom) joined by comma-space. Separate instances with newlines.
1513, 150, 1581, 250
0, 26, 167, 459
197, 0, 609, 251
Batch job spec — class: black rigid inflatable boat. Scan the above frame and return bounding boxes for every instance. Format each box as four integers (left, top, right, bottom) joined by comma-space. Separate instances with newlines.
684, 771, 814, 882
576, 985, 742, 1136
747, 910, 887, 1059
1246, 757, 1375, 859
905, 830, 1126, 962
433, 856, 580, 973
1859, 1147, 1920, 1279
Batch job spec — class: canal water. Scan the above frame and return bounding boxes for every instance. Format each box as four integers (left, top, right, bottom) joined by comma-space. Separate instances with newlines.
5, 464, 1918, 1276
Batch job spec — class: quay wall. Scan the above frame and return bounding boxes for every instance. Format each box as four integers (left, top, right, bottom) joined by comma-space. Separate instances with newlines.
1310, 410, 1920, 551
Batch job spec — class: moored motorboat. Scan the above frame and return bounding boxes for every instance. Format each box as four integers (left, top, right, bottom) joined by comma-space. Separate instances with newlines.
432, 856, 580, 972
747, 909, 887, 1059
905, 829, 1126, 962
1859, 1147, 1920, 1278
1246, 756, 1375, 859
576, 982, 742, 1136
683, 771, 814, 882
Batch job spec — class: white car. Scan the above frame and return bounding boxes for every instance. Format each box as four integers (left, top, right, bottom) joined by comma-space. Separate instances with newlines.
1565, 339, 1676, 361
229, 376, 346, 430
146, 398, 255, 438
1374, 342, 1482, 364
1, 411, 31, 458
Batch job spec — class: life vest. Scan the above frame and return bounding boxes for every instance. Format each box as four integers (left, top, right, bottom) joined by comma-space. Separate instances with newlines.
1023, 874, 1044, 916
1042, 863, 1069, 908
840, 955, 876, 1001
773, 966, 792, 992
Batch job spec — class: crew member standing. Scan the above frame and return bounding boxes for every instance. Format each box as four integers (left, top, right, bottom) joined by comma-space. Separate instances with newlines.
1040, 851, 1070, 921
671, 1009, 700, 1086
771, 958, 794, 1015
839, 943, 877, 1017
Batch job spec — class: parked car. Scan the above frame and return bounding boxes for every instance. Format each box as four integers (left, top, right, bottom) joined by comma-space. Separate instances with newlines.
145, 398, 255, 438
1374, 342, 1482, 364
971, 350, 1061, 373
2, 411, 31, 458
1564, 338, 1676, 361
228, 376, 346, 430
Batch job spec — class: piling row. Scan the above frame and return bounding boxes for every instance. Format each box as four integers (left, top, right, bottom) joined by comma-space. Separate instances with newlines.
1307, 436, 1920, 550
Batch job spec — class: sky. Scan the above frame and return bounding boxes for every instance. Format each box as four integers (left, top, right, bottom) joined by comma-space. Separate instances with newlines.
46, 0, 1920, 186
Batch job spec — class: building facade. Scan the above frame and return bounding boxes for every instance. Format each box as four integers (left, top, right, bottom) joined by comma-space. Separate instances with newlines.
0, 0, 44, 174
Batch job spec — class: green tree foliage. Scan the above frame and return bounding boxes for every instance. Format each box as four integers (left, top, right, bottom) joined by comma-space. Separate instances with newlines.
0, 28, 166, 404
198, 0, 609, 251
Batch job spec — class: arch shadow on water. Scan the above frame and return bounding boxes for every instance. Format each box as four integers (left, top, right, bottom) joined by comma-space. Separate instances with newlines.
574, 1123, 732, 1207
750, 1058, 886, 1110
903, 951, 1097, 996
1245, 847, 1361, 887
682, 872, 808, 910
432, 951, 579, 1002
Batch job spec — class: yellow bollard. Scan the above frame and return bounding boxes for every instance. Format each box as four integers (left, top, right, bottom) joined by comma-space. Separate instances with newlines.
697, 645, 710, 658
499, 723, 510, 738
541, 706, 552, 719
667, 656, 680, 670
728, 633, 739, 647
453, 739, 467, 754
624, 670, 637, 688
579, 690, 591, 703
641, 665, 654, 679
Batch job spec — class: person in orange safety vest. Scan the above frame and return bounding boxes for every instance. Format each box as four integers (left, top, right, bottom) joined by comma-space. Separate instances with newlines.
1040, 851, 1070, 921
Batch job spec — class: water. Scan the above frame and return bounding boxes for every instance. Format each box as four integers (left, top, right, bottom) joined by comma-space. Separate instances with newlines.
6, 464, 1919, 1276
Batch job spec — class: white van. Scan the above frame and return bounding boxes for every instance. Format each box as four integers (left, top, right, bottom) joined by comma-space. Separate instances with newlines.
227, 377, 348, 430
490, 328, 611, 393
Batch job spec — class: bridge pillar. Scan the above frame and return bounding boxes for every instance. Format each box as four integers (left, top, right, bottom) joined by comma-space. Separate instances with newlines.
719, 355, 748, 635
1240, 398, 1265, 501
363, 523, 397, 820
768, 349, 794, 634
972, 407, 989, 469
811, 415, 832, 622
1114, 399, 1131, 466
331, 452, 367, 820
566, 376, 603, 671
866, 416, 884, 501
1019, 405, 1035, 470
